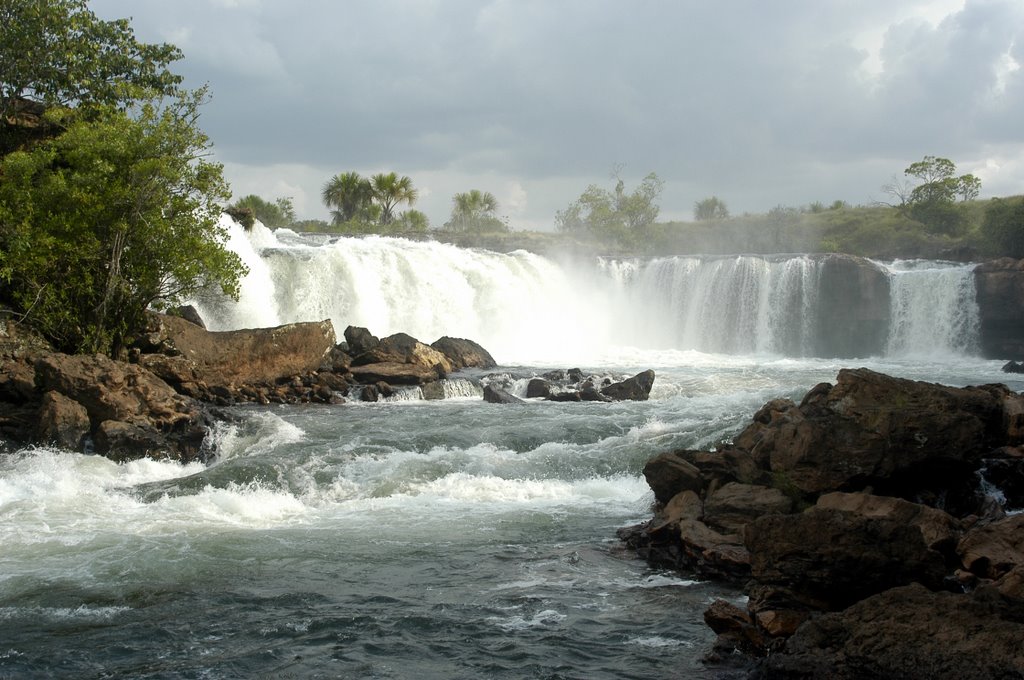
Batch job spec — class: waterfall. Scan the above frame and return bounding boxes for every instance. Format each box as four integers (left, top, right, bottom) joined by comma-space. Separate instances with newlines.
882, 260, 980, 356
196, 218, 983, 362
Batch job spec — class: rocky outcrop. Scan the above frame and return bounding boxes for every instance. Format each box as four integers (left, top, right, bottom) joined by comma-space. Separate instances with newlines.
814, 254, 891, 358
431, 336, 497, 370
624, 368, 1024, 676
975, 258, 1024, 359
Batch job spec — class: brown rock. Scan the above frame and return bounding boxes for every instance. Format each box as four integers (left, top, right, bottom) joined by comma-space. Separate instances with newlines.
352, 332, 453, 375
349, 361, 444, 386
35, 390, 90, 450
756, 583, 1024, 680
147, 314, 336, 388
746, 505, 948, 611
957, 514, 1024, 580
430, 336, 497, 370
642, 451, 705, 505
343, 325, 378, 355
816, 492, 961, 554
703, 482, 794, 535
599, 369, 655, 401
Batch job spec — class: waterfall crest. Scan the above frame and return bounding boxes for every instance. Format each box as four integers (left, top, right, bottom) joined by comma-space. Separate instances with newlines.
196, 218, 982, 362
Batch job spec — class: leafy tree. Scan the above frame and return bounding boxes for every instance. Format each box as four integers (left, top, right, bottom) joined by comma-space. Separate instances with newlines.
0, 93, 246, 355
694, 196, 729, 220
0, 0, 182, 152
556, 172, 663, 245
890, 156, 981, 235
322, 171, 373, 224
445, 190, 507, 233
980, 196, 1024, 258
391, 209, 430, 233
228, 194, 295, 228
370, 172, 418, 225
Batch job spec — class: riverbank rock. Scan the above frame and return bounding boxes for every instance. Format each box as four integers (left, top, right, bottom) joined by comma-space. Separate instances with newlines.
431, 336, 497, 370
975, 258, 1024, 360
623, 367, 1024, 674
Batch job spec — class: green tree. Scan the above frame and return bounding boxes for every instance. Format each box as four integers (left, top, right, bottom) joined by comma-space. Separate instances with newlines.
391, 209, 430, 233
898, 156, 981, 235
370, 172, 418, 225
445, 190, 507, 233
228, 194, 295, 228
980, 196, 1024, 257
322, 171, 373, 225
694, 196, 729, 220
556, 172, 663, 245
0, 94, 246, 355
0, 0, 182, 151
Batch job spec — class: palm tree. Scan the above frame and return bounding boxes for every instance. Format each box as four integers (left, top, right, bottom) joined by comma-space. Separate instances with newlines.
370, 172, 417, 225
322, 171, 373, 224
447, 190, 504, 232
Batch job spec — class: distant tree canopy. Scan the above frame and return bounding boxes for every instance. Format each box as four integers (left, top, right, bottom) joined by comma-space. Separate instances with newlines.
694, 196, 729, 220
0, 2, 245, 356
980, 196, 1024, 258
228, 194, 295, 229
321, 171, 421, 232
556, 172, 664, 246
883, 156, 981, 235
445, 190, 508, 233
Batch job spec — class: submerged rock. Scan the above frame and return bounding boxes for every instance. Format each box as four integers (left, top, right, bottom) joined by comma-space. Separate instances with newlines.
483, 384, 524, 404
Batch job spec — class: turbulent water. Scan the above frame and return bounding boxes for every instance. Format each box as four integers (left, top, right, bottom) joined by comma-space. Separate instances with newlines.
1, 221, 1016, 678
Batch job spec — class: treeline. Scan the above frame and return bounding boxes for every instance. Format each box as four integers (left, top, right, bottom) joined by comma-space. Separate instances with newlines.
229, 174, 510, 236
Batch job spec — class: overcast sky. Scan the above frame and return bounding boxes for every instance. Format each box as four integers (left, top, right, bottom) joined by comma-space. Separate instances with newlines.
91, 0, 1023, 230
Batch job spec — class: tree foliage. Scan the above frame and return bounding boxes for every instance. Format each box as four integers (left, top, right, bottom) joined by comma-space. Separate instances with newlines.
0, 5, 245, 357
0, 0, 182, 152
322, 171, 374, 225
883, 156, 981, 235
445, 189, 507, 233
980, 196, 1024, 258
229, 194, 295, 228
556, 172, 663, 245
694, 196, 729, 220
370, 172, 417, 225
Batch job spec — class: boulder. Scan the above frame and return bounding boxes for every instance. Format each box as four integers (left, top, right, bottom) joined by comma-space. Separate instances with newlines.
600, 369, 655, 401
349, 361, 443, 386
352, 332, 453, 375
147, 314, 336, 388
430, 336, 497, 370
483, 384, 524, 404
642, 451, 705, 504
525, 378, 552, 399
815, 492, 961, 554
735, 368, 1012, 504
755, 583, 1024, 680
343, 325, 379, 355
35, 390, 90, 450
703, 482, 793, 535
957, 514, 1024, 581
745, 504, 949, 612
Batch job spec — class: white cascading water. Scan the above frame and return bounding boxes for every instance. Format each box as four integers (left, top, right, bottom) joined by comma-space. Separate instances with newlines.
195, 217, 983, 362
882, 260, 980, 356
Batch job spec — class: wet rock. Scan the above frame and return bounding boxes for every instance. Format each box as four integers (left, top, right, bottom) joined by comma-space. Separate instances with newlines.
975, 257, 1024, 360
349, 361, 443, 386
600, 369, 655, 401
35, 390, 90, 450
643, 451, 705, 504
703, 482, 793, 535
483, 384, 524, 404
755, 583, 1024, 680
344, 325, 379, 355
353, 332, 453, 375
1003, 360, 1024, 373
526, 378, 552, 399
430, 336, 497, 370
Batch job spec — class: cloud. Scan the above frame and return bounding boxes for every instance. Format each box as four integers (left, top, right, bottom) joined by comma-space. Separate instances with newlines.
91, 0, 1024, 225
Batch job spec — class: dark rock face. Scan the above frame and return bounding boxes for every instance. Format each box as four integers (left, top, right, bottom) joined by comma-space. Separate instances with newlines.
813, 254, 891, 358
430, 336, 497, 370
600, 369, 655, 401
755, 584, 1024, 680
975, 258, 1024, 359
483, 384, 524, 404
626, 367, 1024, 675
343, 326, 379, 356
